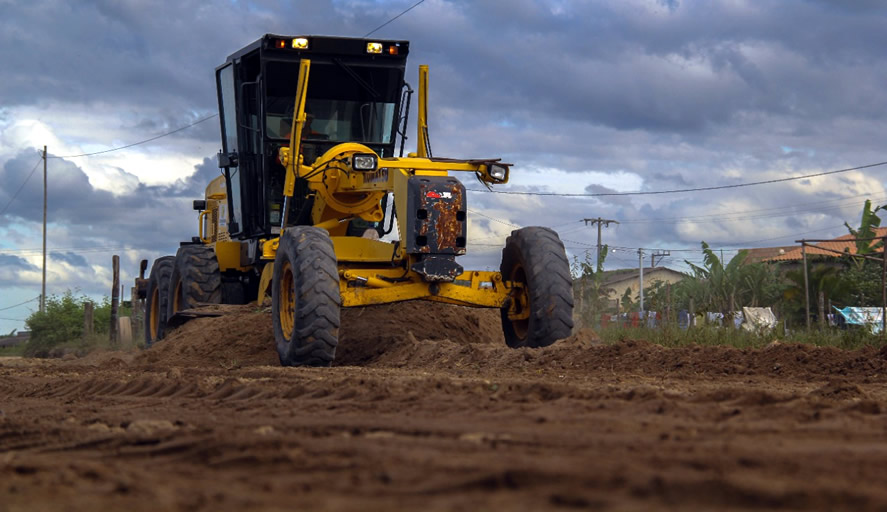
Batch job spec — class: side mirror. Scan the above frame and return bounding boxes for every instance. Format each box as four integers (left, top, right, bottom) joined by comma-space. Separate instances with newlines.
218, 151, 238, 168
193, 200, 206, 211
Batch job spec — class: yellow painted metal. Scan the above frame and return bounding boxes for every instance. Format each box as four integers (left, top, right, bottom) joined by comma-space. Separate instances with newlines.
332, 236, 396, 262
338, 268, 511, 308
205, 175, 227, 200
393, 168, 411, 250
341, 270, 394, 288
198, 210, 210, 243
278, 260, 295, 339
262, 238, 279, 259
314, 216, 351, 232
417, 64, 428, 158
196, 62, 521, 317
283, 59, 311, 198
215, 241, 245, 272
257, 262, 274, 303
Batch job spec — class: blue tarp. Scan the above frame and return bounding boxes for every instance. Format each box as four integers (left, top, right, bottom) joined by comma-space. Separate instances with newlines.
833, 307, 884, 334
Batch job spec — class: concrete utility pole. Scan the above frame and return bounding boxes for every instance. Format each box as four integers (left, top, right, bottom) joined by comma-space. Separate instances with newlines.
582, 218, 619, 268
638, 248, 644, 313
41, 145, 47, 313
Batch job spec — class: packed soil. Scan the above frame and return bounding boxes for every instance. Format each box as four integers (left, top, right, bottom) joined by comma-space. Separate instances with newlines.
3, 302, 887, 511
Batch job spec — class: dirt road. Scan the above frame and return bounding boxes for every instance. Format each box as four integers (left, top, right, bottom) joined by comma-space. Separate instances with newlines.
3, 303, 887, 511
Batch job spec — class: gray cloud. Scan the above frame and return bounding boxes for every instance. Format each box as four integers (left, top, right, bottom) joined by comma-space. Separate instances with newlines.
50, 251, 89, 268
0, 254, 39, 271
0, 0, 886, 309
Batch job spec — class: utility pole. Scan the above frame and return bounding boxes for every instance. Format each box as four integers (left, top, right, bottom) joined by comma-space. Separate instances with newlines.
651, 250, 670, 268
801, 242, 810, 330
638, 248, 644, 313
41, 145, 47, 313
582, 218, 619, 269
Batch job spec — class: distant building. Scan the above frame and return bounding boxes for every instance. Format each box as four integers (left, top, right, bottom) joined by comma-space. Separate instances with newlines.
0, 331, 30, 348
599, 267, 686, 310
743, 227, 887, 264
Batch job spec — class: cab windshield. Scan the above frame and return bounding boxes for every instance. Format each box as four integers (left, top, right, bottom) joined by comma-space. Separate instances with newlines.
265, 60, 399, 144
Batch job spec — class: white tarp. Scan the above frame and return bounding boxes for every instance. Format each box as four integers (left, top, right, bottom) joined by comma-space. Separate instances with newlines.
741, 307, 777, 332
834, 307, 884, 334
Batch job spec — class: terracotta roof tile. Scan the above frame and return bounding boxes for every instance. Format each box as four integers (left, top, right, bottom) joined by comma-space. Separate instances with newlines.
747, 227, 887, 262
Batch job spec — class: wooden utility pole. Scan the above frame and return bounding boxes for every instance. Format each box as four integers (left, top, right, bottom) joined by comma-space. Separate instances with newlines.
110, 255, 120, 346
582, 218, 619, 269
638, 248, 644, 313
41, 145, 47, 313
651, 250, 670, 268
801, 242, 811, 330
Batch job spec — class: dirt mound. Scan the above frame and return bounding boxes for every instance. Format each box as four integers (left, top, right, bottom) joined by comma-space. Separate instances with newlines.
335, 301, 502, 366
136, 302, 503, 368
132, 302, 887, 382
137, 307, 278, 368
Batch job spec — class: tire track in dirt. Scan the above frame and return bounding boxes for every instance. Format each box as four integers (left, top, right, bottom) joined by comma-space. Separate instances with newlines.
4, 302, 887, 510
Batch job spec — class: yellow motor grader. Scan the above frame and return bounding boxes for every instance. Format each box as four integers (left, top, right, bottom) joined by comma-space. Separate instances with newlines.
137, 35, 573, 366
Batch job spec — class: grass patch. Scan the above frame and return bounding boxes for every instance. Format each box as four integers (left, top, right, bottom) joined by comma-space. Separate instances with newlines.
596, 324, 884, 351
0, 344, 27, 357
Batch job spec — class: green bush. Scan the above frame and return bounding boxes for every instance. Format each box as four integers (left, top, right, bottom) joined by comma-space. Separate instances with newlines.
23, 291, 130, 357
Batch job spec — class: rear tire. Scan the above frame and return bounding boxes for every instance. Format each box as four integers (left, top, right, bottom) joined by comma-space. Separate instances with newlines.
500, 227, 574, 348
272, 227, 341, 367
144, 256, 175, 346
167, 245, 222, 320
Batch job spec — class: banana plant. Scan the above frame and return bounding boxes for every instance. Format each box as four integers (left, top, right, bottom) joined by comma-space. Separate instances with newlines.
844, 199, 884, 264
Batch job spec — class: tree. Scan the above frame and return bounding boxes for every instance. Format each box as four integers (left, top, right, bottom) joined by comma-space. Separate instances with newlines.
682, 242, 749, 313
783, 263, 852, 327
675, 242, 784, 316
571, 246, 613, 326
24, 292, 122, 357
620, 287, 634, 313
844, 199, 884, 261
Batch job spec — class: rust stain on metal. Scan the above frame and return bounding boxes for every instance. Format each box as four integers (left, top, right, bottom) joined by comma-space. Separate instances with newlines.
432, 183, 464, 253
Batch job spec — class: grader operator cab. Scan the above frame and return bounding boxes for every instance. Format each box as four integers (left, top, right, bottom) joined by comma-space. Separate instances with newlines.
137, 34, 574, 366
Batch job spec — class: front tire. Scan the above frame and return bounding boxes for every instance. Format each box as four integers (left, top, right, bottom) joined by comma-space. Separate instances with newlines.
144, 256, 175, 346
167, 245, 222, 320
272, 227, 341, 367
500, 227, 574, 348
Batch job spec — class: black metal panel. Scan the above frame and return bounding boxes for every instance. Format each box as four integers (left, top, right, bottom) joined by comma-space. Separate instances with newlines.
404, 176, 467, 255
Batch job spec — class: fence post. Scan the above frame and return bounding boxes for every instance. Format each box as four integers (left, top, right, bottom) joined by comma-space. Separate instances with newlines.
882, 235, 886, 340
83, 301, 94, 338
110, 255, 120, 347
666, 282, 672, 328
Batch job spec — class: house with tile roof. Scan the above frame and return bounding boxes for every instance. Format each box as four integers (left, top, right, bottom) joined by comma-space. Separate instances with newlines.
742, 227, 887, 264
598, 267, 686, 310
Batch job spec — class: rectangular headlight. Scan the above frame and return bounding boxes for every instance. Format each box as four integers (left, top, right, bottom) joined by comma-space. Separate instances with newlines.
366, 42, 383, 54
352, 153, 378, 171
489, 163, 508, 181
292, 38, 309, 49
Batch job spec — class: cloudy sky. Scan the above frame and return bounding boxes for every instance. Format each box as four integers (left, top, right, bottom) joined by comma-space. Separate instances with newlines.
2, 0, 886, 333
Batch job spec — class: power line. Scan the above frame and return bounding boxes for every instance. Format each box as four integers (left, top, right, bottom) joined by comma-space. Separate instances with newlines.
0, 157, 43, 217
465, 161, 887, 198
0, 245, 130, 255
49, 114, 218, 159
364, 0, 426, 37
0, 296, 39, 312
618, 194, 887, 225
0, 317, 26, 322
